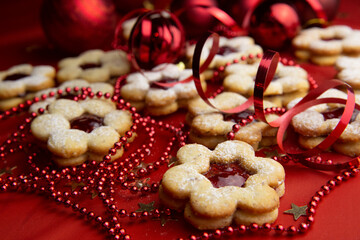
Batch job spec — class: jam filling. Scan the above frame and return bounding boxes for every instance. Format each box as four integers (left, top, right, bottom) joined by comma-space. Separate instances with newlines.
217, 46, 238, 56
80, 63, 102, 70
203, 163, 250, 188
4, 73, 29, 81
224, 109, 255, 123
322, 107, 359, 123
321, 37, 343, 41
70, 113, 104, 133
149, 78, 178, 90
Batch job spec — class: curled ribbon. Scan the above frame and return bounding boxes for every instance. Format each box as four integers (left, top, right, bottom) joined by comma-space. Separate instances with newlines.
191, 32, 359, 170
254, 50, 360, 171
192, 32, 254, 113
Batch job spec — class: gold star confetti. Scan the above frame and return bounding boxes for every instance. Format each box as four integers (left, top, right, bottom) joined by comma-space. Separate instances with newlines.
0, 166, 17, 176
156, 214, 178, 227
284, 203, 308, 220
66, 181, 86, 191
136, 201, 156, 212
167, 156, 177, 167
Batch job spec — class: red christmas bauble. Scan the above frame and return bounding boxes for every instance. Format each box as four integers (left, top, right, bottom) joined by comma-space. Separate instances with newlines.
292, 0, 340, 26
249, 2, 301, 50
218, 0, 261, 28
113, 0, 146, 15
129, 10, 185, 69
40, 0, 118, 54
170, 0, 218, 40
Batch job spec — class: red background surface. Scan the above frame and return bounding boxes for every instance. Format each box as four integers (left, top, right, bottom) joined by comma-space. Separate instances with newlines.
1, 0, 360, 240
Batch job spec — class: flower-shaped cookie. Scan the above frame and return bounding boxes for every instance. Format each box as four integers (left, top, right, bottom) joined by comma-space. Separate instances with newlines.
57, 49, 131, 83
29, 79, 114, 113
159, 140, 285, 230
292, 25, 360, 65
186, 92, 278, 149
0, 64, 55, 111
186, 36, 263, 69
120, 63, 206, 116
30, 99, 133, 166
288, 88, 360, 156
223, 62, 310, 107
335, 56, 360, 91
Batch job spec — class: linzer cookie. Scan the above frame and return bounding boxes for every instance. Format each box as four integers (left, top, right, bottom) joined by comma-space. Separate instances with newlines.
0, 64, 55, 111
159, 140, 285, 230
120, 63, 206, 116
335, 56, 360, 93
223, 61, 310, 107
185, 36, 263, 79
186, 92, 279, 150
29, 79, 115, 113
292, 25, 360, 65
57, 49, 131, 83
288, 88, 360, 156
30, 98, 134, 166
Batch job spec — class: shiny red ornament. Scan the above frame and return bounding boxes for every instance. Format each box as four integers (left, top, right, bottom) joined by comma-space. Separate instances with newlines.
248, 2, 301, 50
292, 0, 339, 26
129, 10, 185, 69
218, 0, 261, 28
170, 0, 218, 40
40, 0, 118, 54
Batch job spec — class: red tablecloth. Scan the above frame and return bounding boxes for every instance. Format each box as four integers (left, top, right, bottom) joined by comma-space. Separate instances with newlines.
1, 1, 360, 240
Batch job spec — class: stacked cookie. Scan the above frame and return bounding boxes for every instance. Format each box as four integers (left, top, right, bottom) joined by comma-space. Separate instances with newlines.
223, 61, 310, 107
335, 55, 360, 94
0, 64, 55, 111
292, 25, 360, 65
287, 88, 360, 157
159, 141, 285, 230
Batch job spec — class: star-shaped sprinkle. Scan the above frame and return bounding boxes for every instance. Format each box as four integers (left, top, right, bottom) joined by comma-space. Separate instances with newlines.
66, 181, 86, 191
155, 214, 178, 227
90, 190, 98, 199
134, 178, 150, 188
167, 156, 177, 167
136, 201, 156, 212
261, 148, 285, 158
284, 203, 308, 220
0, 166, 17, 176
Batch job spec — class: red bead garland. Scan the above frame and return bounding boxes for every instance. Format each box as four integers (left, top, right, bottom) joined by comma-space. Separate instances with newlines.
0, 56, 358, 240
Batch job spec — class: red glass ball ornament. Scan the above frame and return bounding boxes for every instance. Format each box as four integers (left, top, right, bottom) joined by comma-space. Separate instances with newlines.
292, 0, 340, 26
129, 10, 185, 69
218, 0, 261, 28
40, 0, 118, 54
170, 0, 218, 40
248, 2, 301, 50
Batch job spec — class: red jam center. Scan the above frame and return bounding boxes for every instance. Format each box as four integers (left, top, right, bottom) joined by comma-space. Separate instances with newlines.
4, 73, 29, 81
149, 78, 178, 90
322, 107, 359, 123
321, 37, 343, 41
217, 46, 238, 56
203, 163, 250, 188
70, 114, 104, 133
224, 109, 255, 123
80, 63, 102, 70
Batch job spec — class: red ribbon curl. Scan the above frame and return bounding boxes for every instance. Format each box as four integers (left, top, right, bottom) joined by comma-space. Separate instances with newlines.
254, 50, 360, 171
191, 32, 360, 171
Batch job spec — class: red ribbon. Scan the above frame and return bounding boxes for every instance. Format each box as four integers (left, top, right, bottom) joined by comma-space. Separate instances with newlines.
192, 32, 254, 113
191, 32, 359, 170
254, 50, 360, 171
